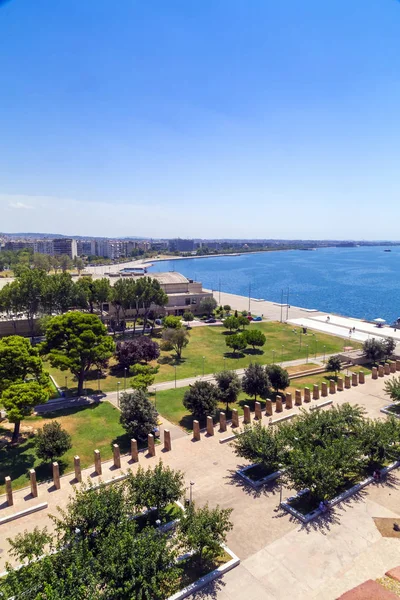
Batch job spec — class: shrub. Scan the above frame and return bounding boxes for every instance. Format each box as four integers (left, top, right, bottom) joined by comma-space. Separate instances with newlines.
35, 421, 72, 462
183, 381, 218, 420
120, 390, 158, 441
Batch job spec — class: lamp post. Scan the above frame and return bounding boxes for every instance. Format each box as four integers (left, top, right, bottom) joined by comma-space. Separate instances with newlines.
190, 480, 195, 504
124, 367, 127, 391
117, 381, 120, 407
202, 356, 205, 377
323, 345, 326, 363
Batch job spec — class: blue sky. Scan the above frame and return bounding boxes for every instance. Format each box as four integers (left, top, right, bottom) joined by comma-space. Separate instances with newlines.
1, 0, 400, 239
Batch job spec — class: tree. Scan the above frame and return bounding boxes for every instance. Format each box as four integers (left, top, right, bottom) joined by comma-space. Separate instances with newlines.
243, 328, 266, 350
223, 316, 239, 332
223, 305, 231, 312
35, 421, 72, 462
119, 389, 158, 441
0, 335, 48, 393
41, 312, 115, 395
42, 272, 75, 314
214, 370, 241, 412
116, 336, 160, 369
359, 417, 400, 467
183, 381, 218, 420
163, 315, 182, 329
183, 311, 194, 322
178, 502, 233, 566
363, 338, 386, 364
162, 327, 190, 359
326, 355, 342, 375
8, 526, 52, 563
74, 257, 85, 274
33, 253, 52, 272
233, 422, 283, 471
225, 333, 247, 355
265, 364, 290, 393
384, 376, 400, 402
145, 462, 185, 517
237, 315, 249, 330
383, 337, 396, 360
199, 296, 217, 317
59, 255, 73, 273
92, 278, 111, 317
13, 268, 47, 337
242, 363, 270, 401
130, 363, 159, 390
3, 381, 48, 443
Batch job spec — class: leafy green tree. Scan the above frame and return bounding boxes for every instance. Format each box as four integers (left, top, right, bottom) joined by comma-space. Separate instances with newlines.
384, 376, 400, 402
178, 502, 233, 566
92, 278, 112, 316
237, 315, 249, 330
35, 421, 72, 462
265, 364, 290, 393
130, 363, 159, 390
59, 254, 73, 273
163, 315, 182, 329
244, 328, 266, 350
146, 461, 185, 517
214, 370, 241, 412
225, 333, 247, 355
33, 253, 52, 272
233, 422, 283, 471
0, 335, 48, 393
223, 316, 239, 331
162, 327, 190, 359
3, 381, 48, 443
199, 296, 217, 317
8, 526, 52, 563
383, 337, 396, 360
223, 305, 231, 312
137, 276, 168, 333
74, 257, 85, 274
183, 310, 194, 322
13, 268, 47, 337
41, 312, 115, 395
42, 272, 75, 314
119, 389, 158, 441
242, 363, 270, 401
363, 338, 386, 365
183, 381, 218, 420
359, 417, 400, 467
326, 355, 342, 375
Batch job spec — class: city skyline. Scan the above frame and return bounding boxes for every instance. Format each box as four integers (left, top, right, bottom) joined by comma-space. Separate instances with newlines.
1, 1, 400, 238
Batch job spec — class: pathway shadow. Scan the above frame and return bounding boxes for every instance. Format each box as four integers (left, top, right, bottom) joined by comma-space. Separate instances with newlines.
224, 467, 280, 499
189, 577, 226, 599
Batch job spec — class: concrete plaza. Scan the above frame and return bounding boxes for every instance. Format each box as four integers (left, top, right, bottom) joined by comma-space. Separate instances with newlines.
1, 374, 400, 598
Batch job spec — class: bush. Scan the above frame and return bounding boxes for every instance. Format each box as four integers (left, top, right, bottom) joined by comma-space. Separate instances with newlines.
243, 329, 266, 350
384, 376, 400, 402
35, 421, 72, 462
183, 381, 218, 420
225, 333, 247, 354
163, 316, 182, 329
119, 390, 158, 441
183, 311, 194, 322
223, 316, 239, 331
130, 364, 159, 390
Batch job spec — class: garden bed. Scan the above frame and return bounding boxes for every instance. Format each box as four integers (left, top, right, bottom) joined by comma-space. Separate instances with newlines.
168, 544, 240, 600
381, 404, 400, 418
237, 463, 282, 489
281, 460, 400, 523
134, 501, 184, 533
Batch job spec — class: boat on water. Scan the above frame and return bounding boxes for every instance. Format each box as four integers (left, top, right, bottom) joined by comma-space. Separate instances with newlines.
384, 249, 392, 252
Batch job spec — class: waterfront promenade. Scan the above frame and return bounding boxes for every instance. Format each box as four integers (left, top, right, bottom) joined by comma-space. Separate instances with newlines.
0, 374, 399, 599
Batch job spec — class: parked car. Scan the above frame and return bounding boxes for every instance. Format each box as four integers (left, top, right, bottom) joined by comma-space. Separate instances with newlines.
152, 426, 160, 439
205, 317, 217, 323
252, 316, 262, 322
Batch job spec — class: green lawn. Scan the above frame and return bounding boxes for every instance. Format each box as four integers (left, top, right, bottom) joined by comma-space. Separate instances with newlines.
0, 402, 129, 494
154, 365, 371, 430
46, 322, 361, 395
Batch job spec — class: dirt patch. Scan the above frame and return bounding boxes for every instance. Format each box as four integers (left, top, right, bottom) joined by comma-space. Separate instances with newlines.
374, 518, 400, 539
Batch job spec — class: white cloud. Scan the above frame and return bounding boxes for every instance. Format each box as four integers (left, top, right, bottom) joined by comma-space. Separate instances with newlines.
8, 201, 34, 210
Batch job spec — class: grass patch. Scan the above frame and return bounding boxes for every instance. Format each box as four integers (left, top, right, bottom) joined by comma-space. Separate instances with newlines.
134, 503, 182, 532
177, 548, 232, 589
0, 402, 129, 494
45, 322, 361, 395
244, 463, 276, 481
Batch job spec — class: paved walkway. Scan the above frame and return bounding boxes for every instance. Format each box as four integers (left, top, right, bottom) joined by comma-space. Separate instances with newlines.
1, 374, 400, 599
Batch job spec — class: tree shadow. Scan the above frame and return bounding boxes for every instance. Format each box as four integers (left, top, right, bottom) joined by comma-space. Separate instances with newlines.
224, 466, 280, 499
109, 365, 127, 378
237, 398, 266, 411
243, 348, 264, 356
38, 403, 105, 420
157, 356, 174, 365
189, 576, 226, 599
111, 432, 133, 454
0, 438, 36, 492
223, 352, 245, 360
220, 330, 236, 336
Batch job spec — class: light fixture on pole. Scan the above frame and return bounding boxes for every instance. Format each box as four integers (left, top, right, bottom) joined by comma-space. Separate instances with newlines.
190, 480, 195, 504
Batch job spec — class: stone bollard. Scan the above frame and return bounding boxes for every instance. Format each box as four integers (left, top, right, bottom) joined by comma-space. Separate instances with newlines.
231, 410, 239, 427
30, 469, 38, 498
265, 399, 273, 416
219, 412, 227, 431
131, 439, 139, 462
372, 366, 378, 379
254, 402, 262, 420
285, 393, 293, 409
384, 363, 390, 375
390, 362, 396, 373
94, 449, 102, 475
164, 429, 172, 451
275, 397, 283, 412
74, 456, 82, 482
358, 371, 365, 384
378, 365, 384, 377
329, 379, 336, 394
351, 373, 358, 387
193, 420, 201, 440
345, 375, 351, 389
337, 377, 344, 391
5, 476, 13, 506
321, 382, 328, 397
396, 360, 400, 372
304, 387, 311, 403
295, 389, 302, 405
52, 462, 60, 489
313, 384, 319, 400
206, 415, 214, 436
243, 405, 251, 424
148, 433, 156, 456
113, 444, 121, 469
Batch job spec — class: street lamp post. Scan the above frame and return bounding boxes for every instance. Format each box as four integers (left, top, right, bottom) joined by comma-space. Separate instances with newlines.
190, 480, 195, 504
117, 381, 120, 407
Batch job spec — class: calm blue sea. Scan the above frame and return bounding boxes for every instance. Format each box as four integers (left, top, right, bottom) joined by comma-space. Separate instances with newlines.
148, 247, 400, 323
